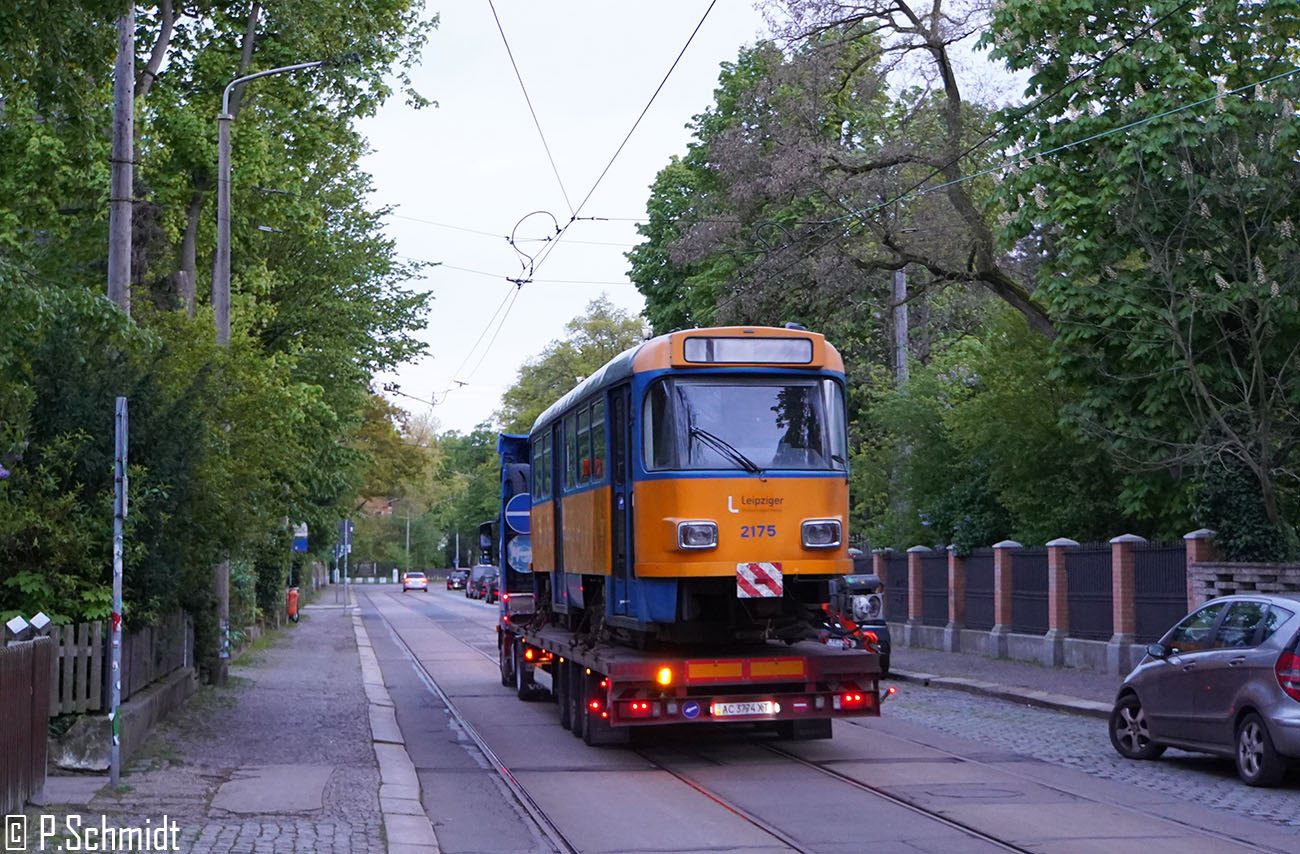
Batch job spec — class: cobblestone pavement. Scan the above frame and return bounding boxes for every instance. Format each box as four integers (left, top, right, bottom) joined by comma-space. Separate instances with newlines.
883, 680, 1300, 827
24, 604, 383, 853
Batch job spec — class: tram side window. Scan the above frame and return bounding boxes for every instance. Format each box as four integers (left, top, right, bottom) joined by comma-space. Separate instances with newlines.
590, 400, 606, 481
532, 434, 552, 499
564, 413, 577, 490
532, 439, 542, 499
576, 406, 591, 485
543, 433, 553, 497
643, 380, 676, 470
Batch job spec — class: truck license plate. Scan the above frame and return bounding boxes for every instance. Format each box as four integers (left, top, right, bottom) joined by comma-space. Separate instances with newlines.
711, 701, 776, 717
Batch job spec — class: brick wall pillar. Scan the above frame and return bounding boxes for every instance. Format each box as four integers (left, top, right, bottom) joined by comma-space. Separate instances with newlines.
904, 546, 930, 646
1043, 537, 1078, 667
873, 548, 889, 588
945, 546, 966, 653
1183, 528, 1217, 609
989, 540, 1021, 658
1107, 533, 1146, 674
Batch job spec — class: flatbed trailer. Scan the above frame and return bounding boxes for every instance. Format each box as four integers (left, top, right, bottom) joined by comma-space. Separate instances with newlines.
498, 605, 884, 745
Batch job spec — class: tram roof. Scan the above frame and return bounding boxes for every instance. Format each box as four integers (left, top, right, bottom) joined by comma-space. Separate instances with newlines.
529, 326, 842, 435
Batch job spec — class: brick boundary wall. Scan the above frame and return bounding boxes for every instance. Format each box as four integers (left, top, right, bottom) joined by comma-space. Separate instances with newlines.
1187, 561, 1300, 606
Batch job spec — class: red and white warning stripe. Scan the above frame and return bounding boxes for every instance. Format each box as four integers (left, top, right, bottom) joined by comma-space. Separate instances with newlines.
736, 562, 783, 598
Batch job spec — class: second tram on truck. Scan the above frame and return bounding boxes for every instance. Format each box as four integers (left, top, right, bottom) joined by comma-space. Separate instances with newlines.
522, 324, 852, 647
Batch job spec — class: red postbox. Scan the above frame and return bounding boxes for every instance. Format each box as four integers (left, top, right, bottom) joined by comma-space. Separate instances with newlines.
287, 587, 300, 622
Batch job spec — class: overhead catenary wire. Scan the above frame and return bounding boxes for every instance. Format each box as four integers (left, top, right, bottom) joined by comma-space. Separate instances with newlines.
398, 256, 636, 285
448, 283, 518, 384
487, 0, 575, 216
463, 282, 523, 382
527, 0, 721, 279
438, 2, 723, 395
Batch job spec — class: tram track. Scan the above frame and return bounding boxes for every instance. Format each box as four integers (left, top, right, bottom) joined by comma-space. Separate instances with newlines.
368, 599, 582, 854
372, 590, 1040, 854
375, 590, 1294, 854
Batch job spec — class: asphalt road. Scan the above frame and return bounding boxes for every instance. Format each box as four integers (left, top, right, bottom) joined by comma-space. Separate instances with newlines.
360, 586, 1299, 854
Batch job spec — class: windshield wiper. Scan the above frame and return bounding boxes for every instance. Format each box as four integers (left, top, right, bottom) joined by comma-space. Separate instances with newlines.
689, 426, 762, 474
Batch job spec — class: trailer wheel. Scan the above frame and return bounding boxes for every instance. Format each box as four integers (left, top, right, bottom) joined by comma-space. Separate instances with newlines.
514, 638, 536, 700
569, 662, 587, 740
775, 718, 833, 741
498, 634, 513, 687
556, 660, 572, 730
581, 669, 629, 747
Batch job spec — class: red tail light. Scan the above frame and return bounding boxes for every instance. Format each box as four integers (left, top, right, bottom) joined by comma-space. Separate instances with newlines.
1276, 650, 1300, 702
839, 692, 865, 709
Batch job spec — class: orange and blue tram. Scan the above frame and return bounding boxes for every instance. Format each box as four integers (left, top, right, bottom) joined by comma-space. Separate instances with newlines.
505, 324, 852, 646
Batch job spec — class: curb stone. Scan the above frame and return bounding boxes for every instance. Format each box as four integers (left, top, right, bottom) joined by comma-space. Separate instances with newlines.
891, 669, 1113, 720
351, 610, 440, 853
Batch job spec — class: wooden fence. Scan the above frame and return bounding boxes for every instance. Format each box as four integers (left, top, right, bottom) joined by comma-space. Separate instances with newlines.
46, 611, 192, 716
1, 637, 52, 814
48, 620, 103, 715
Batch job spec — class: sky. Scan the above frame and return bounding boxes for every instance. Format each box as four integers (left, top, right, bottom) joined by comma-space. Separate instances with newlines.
358, 1, 772, 434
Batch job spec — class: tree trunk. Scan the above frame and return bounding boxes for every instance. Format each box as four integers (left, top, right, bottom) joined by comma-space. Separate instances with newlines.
177, 187, 205, 316
135, 0, 175, 102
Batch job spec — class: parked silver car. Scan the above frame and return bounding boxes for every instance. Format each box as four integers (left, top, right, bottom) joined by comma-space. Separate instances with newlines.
1109, 593, 1300, 786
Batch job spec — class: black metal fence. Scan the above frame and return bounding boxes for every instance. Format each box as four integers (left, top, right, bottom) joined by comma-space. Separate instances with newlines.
1011, 549, 1049, 635
964, 550, 996, 631
920, 550, 949, 626
885, 552, 909, 621
1067, 546, 1113, 641
1134, 543, 1188, 642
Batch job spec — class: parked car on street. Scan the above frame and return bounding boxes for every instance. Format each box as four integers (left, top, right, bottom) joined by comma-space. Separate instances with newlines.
1108, 593, 1300, 786
466, 564, 497, 600
446, 569, 469, 590
401, 571, 428, 592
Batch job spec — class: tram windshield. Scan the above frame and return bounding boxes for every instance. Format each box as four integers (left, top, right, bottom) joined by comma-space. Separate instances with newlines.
642, 377, 847, 472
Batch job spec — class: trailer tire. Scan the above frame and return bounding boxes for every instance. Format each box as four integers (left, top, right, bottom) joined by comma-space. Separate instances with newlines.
581, 669, 629, 747
514, 638, 535, 700
498, 634, 513, 687
556, 659, 572, 730
570, 662, 587, 740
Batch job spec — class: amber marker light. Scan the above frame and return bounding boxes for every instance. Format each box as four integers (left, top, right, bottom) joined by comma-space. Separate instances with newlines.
656, 667, 673, 686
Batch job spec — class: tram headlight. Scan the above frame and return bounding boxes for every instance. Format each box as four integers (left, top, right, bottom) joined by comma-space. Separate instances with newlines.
801, 519, 841, 548
677, 521, 718, 550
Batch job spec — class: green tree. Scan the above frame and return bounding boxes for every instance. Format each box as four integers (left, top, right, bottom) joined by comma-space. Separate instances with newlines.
0, 2, 439, 639
987, 0, 1300, 557
495, 297, 647, 433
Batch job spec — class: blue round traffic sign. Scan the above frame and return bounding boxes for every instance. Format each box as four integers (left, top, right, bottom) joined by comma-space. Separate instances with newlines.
682, 701, 701, 720
504, 493, 531, 535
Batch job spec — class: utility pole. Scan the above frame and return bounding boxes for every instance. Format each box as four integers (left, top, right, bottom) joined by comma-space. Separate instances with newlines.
893, 268, 909, 387
109, 398, 127, 784
107, 12, 133, 313
106, 10, 132, 781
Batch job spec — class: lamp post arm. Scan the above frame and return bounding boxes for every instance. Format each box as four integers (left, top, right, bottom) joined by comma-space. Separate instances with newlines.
220, 60, 328, 117
213, 58, 328, 346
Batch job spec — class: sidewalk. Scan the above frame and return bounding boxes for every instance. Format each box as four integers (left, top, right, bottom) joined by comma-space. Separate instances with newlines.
26, 601, 435, 854
888, 643, 1125, 718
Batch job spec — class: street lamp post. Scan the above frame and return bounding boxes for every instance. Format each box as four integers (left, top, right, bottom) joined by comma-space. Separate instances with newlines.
213, 60, 326, 345
211, 60, 324, 684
